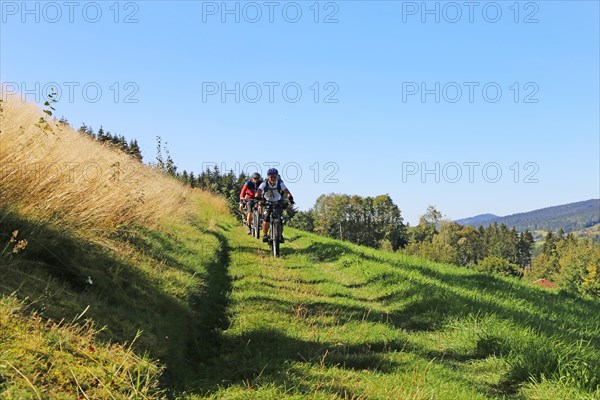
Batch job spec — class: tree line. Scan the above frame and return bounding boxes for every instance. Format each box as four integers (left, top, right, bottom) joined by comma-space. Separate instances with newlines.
290, 193, 408, 251
403, 206, 535, 276
180, 165, 254, 213
71, 121, 143, 161
291, 199, 535, 273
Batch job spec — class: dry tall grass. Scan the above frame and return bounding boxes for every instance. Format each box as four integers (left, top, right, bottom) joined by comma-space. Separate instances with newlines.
0, 92, 223, 238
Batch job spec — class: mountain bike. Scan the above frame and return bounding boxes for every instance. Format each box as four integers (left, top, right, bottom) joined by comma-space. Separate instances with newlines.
239, 200, 249, 228
263, 200, 285, 257
250, 200, 261, 239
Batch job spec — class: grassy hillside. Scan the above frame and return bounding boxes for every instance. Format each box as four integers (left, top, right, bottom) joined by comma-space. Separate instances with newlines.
2, 97, 599, 399
0, 95, 234, 397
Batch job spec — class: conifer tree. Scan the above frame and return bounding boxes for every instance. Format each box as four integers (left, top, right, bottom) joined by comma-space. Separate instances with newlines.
130, 139, 142, 161
518, 230, 535, 270
97, 126, 106, 142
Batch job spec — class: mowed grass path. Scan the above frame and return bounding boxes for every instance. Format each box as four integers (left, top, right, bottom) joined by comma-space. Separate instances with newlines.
185, 226, 600, 400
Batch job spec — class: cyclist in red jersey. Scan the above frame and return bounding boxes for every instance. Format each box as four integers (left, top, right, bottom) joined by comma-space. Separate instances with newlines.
239, 172, 262, 234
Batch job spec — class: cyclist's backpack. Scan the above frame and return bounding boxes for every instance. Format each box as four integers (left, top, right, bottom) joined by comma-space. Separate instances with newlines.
245, 179, 263, 192
264, 177, 283, 196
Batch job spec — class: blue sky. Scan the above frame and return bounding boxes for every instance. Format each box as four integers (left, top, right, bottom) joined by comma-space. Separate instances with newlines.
2, 0, 599, 224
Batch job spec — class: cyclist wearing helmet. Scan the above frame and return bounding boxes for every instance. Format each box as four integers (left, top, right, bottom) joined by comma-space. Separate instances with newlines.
255, 168, 295, 242
239, 172, 262, 234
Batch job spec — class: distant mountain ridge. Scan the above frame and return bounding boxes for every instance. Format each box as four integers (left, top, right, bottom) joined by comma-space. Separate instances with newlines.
455, 199, 600, 233
455, 213, 498, 226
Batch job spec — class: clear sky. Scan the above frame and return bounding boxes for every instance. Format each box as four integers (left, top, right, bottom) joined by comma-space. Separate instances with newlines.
2, 0, 599, 224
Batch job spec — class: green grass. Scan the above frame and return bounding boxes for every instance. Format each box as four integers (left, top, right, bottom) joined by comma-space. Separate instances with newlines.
0, 294, 164, 399
181, 228, 600, 399
3, 202, 599, 399
0, 197, 237, 397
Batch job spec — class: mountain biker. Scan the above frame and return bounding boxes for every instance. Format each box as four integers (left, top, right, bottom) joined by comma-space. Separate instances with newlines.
255, 168, 294, 242
239, 172, 262, 234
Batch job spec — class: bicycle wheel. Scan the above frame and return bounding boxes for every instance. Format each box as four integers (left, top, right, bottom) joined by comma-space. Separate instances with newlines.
253, 210, 260, 239
271, 220, 281, 257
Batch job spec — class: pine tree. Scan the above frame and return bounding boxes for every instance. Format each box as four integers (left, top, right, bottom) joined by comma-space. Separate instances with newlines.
518, 230, 535, 271
543, 232, 558, 256
79, 123, 95, 138
130, 139, 142, 161
506, 226, 520, 264
97, 126, 106, 142
118, 135, 127, 151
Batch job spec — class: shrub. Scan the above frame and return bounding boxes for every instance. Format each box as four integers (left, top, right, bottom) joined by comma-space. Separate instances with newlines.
476, 256, 521, 277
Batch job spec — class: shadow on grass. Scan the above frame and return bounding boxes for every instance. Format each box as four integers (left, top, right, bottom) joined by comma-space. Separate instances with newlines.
238, 231, 600, 342
297, 243, 600, 345
363, 250, 599, 321
0, 209, 233, 389
296, 241, 355, 262
239, 289, 445, 333
195, 327, 405, 397
195, 229, 233, 340
371, 254, 600, 343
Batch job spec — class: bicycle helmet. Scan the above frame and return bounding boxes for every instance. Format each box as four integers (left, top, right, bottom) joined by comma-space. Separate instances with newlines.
267, 168, 279, 176
252, 172, 261, 179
